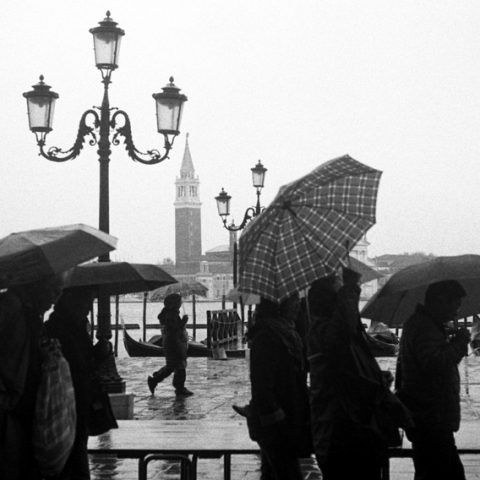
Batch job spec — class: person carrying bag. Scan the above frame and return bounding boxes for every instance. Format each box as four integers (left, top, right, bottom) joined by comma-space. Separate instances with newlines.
33, 337, 77, 477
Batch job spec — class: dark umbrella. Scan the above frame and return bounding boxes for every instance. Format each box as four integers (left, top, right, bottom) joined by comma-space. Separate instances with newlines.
238, 155, 382, 302
64, 262, 177, 295
348, 256, 383, 284
361, 254, 480, 327
0, 223, 117, 287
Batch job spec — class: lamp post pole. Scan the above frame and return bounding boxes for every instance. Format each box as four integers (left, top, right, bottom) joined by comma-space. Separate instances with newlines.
23, 12, 187, 392
215, 160, 267, 288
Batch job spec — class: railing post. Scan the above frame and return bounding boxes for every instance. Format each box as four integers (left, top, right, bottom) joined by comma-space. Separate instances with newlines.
206, 310, 212, 350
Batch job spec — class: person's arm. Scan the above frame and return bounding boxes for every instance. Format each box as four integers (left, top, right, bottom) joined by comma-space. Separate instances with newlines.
413, 323, 468, 374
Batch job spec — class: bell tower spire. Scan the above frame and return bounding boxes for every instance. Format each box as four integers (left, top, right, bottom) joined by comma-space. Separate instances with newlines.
174, 134, 202, 273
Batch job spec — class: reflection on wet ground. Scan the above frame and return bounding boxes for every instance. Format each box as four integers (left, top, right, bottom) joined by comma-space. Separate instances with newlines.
89, 356, 480, 479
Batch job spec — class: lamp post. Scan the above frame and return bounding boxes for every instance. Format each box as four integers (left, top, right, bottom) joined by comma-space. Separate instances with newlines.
23, 11, 187, 392
215, 160, 267, 287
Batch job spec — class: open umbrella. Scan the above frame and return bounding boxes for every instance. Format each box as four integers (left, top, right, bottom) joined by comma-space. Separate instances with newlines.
238, 155, 382, 303
226, 287, 261, 305
150, 280, 208, 301
348, 256, 383, 284
63, 262, 177, 295
361, 254, 480, 327
0, 224, 117, 287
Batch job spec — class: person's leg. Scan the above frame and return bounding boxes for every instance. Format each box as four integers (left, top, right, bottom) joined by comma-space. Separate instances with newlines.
410, 428, 465, 480
258, 438, 302, 480
148, 365, 175, 394
173, 369, 193, 395
152, 365, 174, 383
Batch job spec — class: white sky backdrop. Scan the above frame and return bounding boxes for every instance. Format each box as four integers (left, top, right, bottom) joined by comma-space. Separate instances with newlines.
2, 0, 480, 263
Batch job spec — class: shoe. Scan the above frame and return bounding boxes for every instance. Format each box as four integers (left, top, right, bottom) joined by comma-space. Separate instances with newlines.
175, 388, 194, 397
232, 404, 250, 417
147, 376, 156, 395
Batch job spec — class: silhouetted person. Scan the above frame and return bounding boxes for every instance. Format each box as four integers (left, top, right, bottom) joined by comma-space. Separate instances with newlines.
308, 268, 388, 480
148, 293, 193, 397
246, 294, 310, 480
44, 287, 98, 480
395, 280, 470, 480
0, 275, 64, 480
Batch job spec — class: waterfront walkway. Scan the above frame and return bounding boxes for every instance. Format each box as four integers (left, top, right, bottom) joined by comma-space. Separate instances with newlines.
89, 355, 480, 479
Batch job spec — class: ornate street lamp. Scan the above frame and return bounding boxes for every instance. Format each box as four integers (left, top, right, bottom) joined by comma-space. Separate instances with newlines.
23, 11, 187, 393
215, 160, 267, 287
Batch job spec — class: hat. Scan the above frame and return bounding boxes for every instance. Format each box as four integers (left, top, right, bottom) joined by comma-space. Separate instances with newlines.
164, 293, 182, 309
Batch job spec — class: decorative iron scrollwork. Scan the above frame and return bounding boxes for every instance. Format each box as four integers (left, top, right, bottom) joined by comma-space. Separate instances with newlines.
110, 110, 172, 165
37, 110, 99, 162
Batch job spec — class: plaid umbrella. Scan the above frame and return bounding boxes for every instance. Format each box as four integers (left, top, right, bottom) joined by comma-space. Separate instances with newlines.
238, 155, 382, 303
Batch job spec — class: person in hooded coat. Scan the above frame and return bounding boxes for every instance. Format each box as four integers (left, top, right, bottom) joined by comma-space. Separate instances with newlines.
147, 293, 193, 397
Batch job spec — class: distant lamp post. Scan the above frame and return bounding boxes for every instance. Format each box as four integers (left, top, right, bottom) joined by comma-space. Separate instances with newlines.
23, 11, 187, 393
215, 160, 267, 286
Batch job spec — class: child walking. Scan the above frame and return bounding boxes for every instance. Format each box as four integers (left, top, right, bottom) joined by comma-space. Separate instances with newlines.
147, 293, 194, 397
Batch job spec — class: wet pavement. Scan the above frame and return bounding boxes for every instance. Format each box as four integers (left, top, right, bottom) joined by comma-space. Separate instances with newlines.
89, 355, 480, 479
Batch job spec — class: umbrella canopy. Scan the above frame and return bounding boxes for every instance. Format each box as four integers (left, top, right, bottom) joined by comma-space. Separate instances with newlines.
150, 280, 208, 301
63, 262, 178, 296
0, 223, 117, 287
361, 254, 480, 327
225, 287, 261, 305
238, 155, 382, 303
348, 256, 383, 284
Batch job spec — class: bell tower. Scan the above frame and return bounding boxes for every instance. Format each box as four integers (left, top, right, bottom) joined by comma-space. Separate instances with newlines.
174, 134, 202, 274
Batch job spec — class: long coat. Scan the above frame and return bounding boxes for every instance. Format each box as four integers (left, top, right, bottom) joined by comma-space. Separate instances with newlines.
395, 304, 467, 432
0, 290, 43, 480
248, 316, 310, 454
44, 309, 96, 431
308, 283, 388, 465
159, 309, 188, 368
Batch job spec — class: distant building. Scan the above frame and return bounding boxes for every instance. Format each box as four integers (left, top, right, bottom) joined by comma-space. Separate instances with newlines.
170, 135, 232, 298
168, 137, 381, 301
174, 134, 202, 275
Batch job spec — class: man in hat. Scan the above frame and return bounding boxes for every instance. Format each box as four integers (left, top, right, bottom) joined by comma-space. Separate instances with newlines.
395, 279, 470, 480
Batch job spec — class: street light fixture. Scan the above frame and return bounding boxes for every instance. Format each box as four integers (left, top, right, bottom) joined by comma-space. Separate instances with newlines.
215, 160, 267, 288
23, 11, 187, 393
215, 160, 267, 232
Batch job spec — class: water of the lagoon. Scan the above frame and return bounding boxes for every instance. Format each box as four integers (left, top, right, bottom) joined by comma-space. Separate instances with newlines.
104, 299, 370, 358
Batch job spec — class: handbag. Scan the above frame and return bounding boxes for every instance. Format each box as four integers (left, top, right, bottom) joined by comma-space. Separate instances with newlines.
33, 338, 77, 477
87, 377, 118, 436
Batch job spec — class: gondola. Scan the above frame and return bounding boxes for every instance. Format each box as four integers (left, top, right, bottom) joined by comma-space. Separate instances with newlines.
123, 327, 211, 357
123, 327, 247, 358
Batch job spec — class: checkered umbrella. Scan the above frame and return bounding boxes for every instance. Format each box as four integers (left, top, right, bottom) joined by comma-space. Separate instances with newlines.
238, 155, 382, 303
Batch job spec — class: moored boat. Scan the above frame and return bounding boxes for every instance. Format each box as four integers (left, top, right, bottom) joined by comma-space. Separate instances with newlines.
123, 327, 246, 358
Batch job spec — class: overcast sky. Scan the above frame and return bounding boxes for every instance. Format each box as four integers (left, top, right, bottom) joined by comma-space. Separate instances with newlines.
2, 1, 480, 263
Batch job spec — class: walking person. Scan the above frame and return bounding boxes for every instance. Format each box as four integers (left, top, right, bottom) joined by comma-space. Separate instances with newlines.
44, 287, 98, 480
0, 275, 64, 480
307, 267, 390, 480
395, 280, 470, 480
147, 293, 193, 397
246, 294, 310, 480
